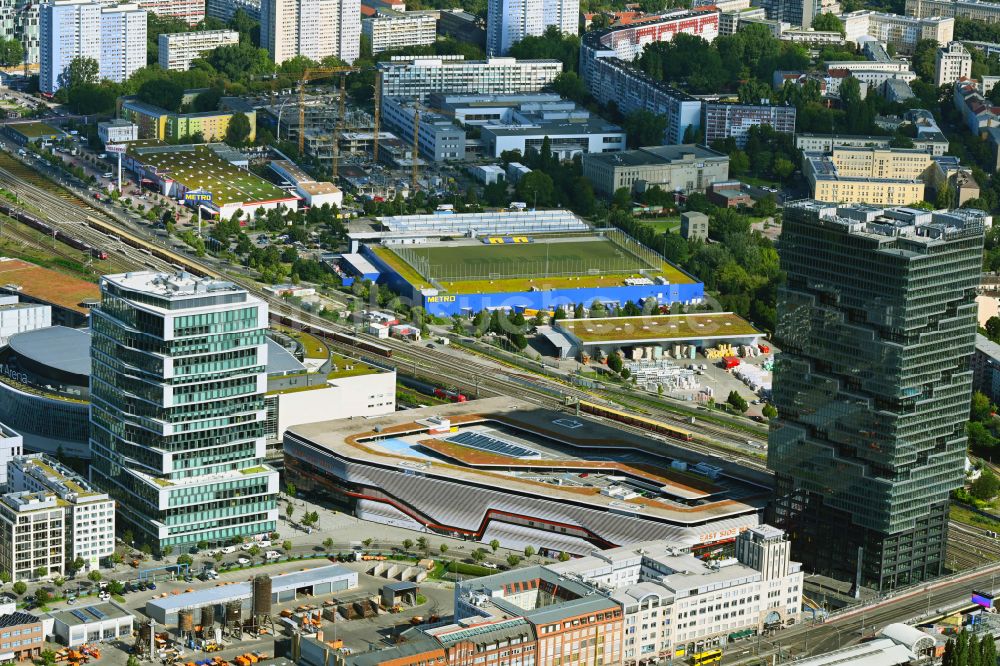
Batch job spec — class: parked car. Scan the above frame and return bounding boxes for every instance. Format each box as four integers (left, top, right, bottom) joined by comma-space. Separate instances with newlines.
240, 542, 255, 551
265, 550, 281, 560
236, 557, 251, 566
220, 546, 237, 554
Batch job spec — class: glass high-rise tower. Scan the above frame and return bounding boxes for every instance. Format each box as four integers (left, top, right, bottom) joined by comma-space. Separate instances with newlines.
89, 272, 278, 551
768, 201, 985, 591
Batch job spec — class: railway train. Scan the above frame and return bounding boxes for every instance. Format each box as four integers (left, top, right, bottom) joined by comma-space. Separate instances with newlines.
577, 400, 695, 442
0, 199, 108, 259
434, 387, 468, 402
269, 310, 394, 359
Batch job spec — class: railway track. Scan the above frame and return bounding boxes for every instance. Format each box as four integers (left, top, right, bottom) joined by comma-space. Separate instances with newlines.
0, 152, 775, 471
948, 519, 1000, 570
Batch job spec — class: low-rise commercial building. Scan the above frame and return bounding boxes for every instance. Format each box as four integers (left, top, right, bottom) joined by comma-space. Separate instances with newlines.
157, 29, 240, 71
362, 10, 436, 54
480, 111, 625, 160
269, 160, 343, 207
378, 55, 562, 98
8, 454, 115, 571
97, 119, 138, 144
47, 602, 133, 647
702, 102, 796, 148
0, 296, 50, 347
381, 97, 465, 161
582, 144, 730, 196
805, 146, 935, 205
936, 41, 972, 85
0, 612, 44, 660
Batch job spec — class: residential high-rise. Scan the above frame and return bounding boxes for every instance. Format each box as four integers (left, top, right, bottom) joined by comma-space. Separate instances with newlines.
206, 0, 260, 21
131, 0, 203, 24
39, 0, 146, 94
362, 11, 437, 55
158, 30, 240, 70
769, 201, 985, 590
89, 272, 279, 552
486, 0, 578, 56
377, 55, 562, 98
0, 0, 40, 64
754, 0, 839, 27
935, 41, 972, 85
260, 0, 359, 65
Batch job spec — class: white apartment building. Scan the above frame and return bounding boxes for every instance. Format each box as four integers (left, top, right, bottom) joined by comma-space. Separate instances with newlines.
39, 0, 146, 94
260, 0, 359, 65
0, 492, 64, 581
936, 41, 972, 85
158, 30, 240, 70
362, 11, 436, 54
132, 0, 203, 24
487, 0, 578, 56
206, 0, 260, 21
378, 55, 562, 98
547, 526, 803, 664
839, 10, 953, 52
8, 454, 115, 571
0, 424, 22, 491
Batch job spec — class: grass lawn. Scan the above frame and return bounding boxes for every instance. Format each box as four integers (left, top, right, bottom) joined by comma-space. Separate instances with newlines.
950, 502, 1000, 533
274, 324, 329, 359
558, 312, 760, 343
641, 217, 682, 234
10, 121, 62, 139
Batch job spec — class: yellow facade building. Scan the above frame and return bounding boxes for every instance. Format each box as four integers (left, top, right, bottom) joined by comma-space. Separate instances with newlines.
805, 147, 933, 206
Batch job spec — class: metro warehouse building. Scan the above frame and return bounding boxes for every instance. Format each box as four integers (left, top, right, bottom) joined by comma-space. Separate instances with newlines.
362, 229, 703, 316
283, 397, 763, 557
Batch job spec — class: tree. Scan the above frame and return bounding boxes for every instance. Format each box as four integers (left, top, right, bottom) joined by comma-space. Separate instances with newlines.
285, 503, 295, 520
811, 12, 845, 35
323, 538, 334, 549
162, 545, 173, 558
912, 39, 940, 82
40, 650, 57, 666
550, 71, 587, 103
471, 549, 486, 563
727, 390, 749, 413
738, 79, 772, 105
285, 482, 296, 497
558, 551, 571, 562
957, 628, 970, 666
402, 539, 414, 551
970, 633, 981, 666
516, 171, 556, 208
35, 588, 50, 605
972, 470, 1000, 501
0, 571, 10, 586
193, 87, 223, 112
439, 543, 449, 555
981, 634, 997, 666
489, 539, 500, 552
506, 554, 521, 567
762, 403, 778, 419
225, 112, 252, 147
362, 538, 373, 548
971, 391, 994, 422
417, 536, 429, 552
137, 78, 185, 112
54, 577, 65, 588
508, 26, 580, 72
282, 540, 292, 552
196, 540, 209, 552
88, 570, 102, 583
607, 353, 623, 374
523, 545, 535, 558
213, 552, 224, 562
59, 56, 99, 91
986, 316, 1000, 343
176, 553, 193, 565
248, 545, 261, 557
72, 557, 85, 574
107, 580, 124, 595
622, 109, 667, 148
11, 581, 25, 596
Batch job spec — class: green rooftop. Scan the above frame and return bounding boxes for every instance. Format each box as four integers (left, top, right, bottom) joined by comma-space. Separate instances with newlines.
557, 313, 761, 343
126, 141, 291, 207
10, 121, 64, 139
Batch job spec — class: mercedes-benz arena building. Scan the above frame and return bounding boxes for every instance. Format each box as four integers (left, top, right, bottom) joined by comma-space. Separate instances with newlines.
284, 397, 764, 557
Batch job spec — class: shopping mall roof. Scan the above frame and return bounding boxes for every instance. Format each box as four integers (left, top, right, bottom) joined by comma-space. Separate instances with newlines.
9, 326, 91, 377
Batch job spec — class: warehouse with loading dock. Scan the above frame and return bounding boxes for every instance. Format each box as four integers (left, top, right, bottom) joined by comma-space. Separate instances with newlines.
144, 565, 358, 624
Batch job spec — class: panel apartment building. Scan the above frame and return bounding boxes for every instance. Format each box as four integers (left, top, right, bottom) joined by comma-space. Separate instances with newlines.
769, 200, 985, 590
377, 55, 562, 98
486, 0, 578, 56
361, 11, 436, 54
39, 0, 146, 94
260, 0, 359, 65
89, 272, 279, 552
906, 0, 1000, 23
158, 30, 240, 71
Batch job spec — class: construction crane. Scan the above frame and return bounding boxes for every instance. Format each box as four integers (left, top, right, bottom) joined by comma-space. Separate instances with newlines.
372, 76, 382, 164
297, 67, 357, 158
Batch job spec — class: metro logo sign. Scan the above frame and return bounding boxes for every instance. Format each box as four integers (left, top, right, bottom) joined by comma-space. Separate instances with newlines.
184, 190, 213, 203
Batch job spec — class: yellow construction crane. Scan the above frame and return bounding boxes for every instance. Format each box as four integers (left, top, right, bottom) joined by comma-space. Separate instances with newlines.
297, 67, 357, 158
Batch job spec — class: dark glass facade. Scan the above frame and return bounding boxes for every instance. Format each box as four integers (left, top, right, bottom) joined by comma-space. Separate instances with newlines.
768, 202, 984, 590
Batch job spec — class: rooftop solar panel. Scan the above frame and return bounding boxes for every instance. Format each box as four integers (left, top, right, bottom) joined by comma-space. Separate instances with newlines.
69, 610, 89, 623
447, 431, 539, 459
87, 607, 106, 620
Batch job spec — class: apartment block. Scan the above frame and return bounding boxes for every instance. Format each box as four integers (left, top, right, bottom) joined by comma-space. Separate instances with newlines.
130, 0, 202, 23
935, 41, 972, 85
0, 0, 40, 64
260, 0, 360, 65
8, 454, 115, 572
586, 9, 720, 62
906, 0, 1000, 23
953, 78, 1000, 134
756, 0, 840, 27
158, 30, 240, 71
0, 424, 21, 491
377, 55, 562, 98
120, 98, 256, 142
795, 114, 948, 155
548, 526, 803, 663
0, 492, 64, 581
582, 144, 730, 196
486, 0, 578, 56
580, 40, 702, 144
702, 102, 796, 148
39, 0, 146, 94
89, 272, 279, 551
206, 0, 260, 21
841, 9, 953, 51
361, 11, 436, 54
805, 147, 934, 205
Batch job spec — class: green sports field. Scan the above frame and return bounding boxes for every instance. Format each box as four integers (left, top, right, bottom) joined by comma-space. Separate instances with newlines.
393, 238, 651, 282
